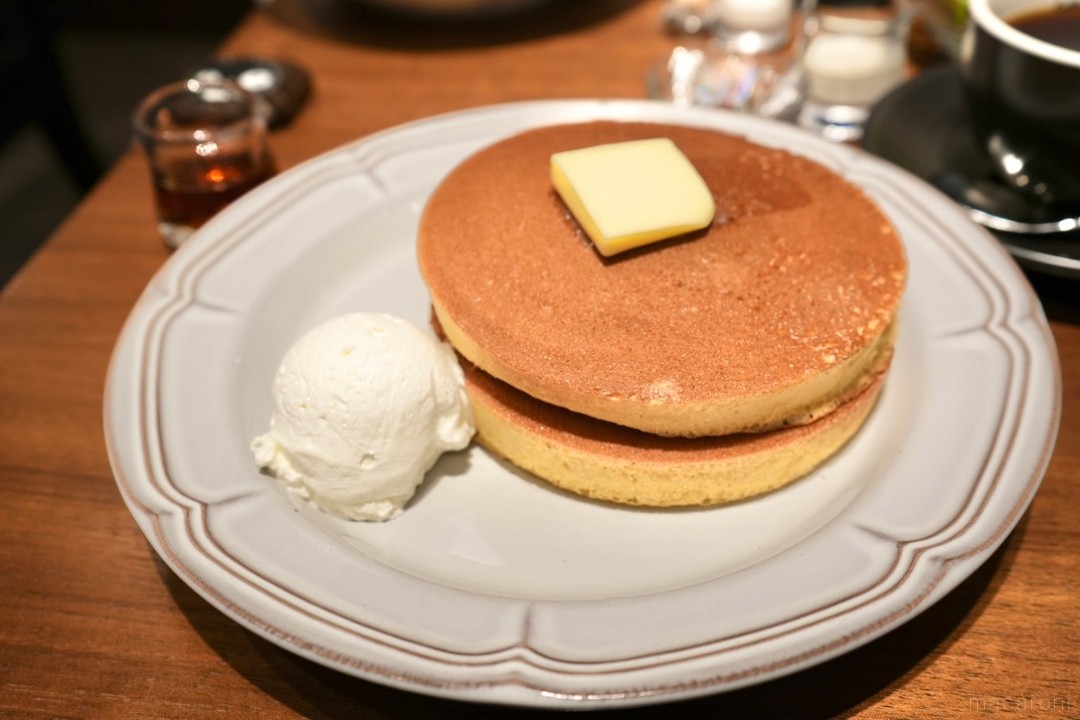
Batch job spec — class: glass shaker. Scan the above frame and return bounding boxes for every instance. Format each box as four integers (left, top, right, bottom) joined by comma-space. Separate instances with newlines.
797, 0, 913, 142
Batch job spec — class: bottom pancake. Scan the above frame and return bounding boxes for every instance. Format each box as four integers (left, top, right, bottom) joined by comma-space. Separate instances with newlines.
463, 358, 888, 508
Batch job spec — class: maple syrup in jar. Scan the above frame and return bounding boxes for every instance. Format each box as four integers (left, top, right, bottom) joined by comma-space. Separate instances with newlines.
134, 78, 276, 248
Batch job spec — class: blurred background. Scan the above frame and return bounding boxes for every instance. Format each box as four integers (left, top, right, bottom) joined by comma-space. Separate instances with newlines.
0, 0, 970, 289
0, 0, 251, 287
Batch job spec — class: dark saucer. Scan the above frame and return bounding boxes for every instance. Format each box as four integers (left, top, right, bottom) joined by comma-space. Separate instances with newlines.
863, 64, 1080, 279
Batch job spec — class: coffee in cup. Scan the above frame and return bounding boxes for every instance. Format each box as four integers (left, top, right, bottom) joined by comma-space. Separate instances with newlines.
1008, 5, 1080, 50
960, 0, 1080, 206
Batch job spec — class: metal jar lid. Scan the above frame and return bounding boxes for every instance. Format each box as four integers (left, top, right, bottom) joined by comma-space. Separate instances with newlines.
189, 57, 311, 128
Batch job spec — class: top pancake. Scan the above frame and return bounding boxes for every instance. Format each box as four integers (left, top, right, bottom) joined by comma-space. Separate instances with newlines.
418, 121, 906, 437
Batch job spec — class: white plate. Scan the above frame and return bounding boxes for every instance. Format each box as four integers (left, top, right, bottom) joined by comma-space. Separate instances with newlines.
104, 100, 1060, 708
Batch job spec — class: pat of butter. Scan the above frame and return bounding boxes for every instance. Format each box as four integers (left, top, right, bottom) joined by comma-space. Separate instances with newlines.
551, 138, 715, 257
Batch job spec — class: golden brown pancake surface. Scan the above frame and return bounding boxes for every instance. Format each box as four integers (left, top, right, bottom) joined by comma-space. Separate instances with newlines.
418, 121, 906, 436
463, 353, 887, 507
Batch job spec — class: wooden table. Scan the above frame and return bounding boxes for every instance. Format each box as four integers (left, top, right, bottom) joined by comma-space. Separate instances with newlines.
2, 1, 1077, 716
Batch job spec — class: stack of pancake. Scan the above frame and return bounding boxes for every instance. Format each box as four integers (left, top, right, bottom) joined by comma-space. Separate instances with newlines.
417, 121, 906, 507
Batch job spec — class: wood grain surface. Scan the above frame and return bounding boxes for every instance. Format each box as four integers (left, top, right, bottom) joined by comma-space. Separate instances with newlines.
2, 1, 1077, 717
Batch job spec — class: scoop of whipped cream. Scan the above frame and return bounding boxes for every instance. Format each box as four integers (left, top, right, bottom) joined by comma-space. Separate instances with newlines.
251, 312, 474, 521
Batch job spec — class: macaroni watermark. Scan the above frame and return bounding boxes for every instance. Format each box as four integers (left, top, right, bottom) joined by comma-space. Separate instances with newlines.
968, 695, 1074, 714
